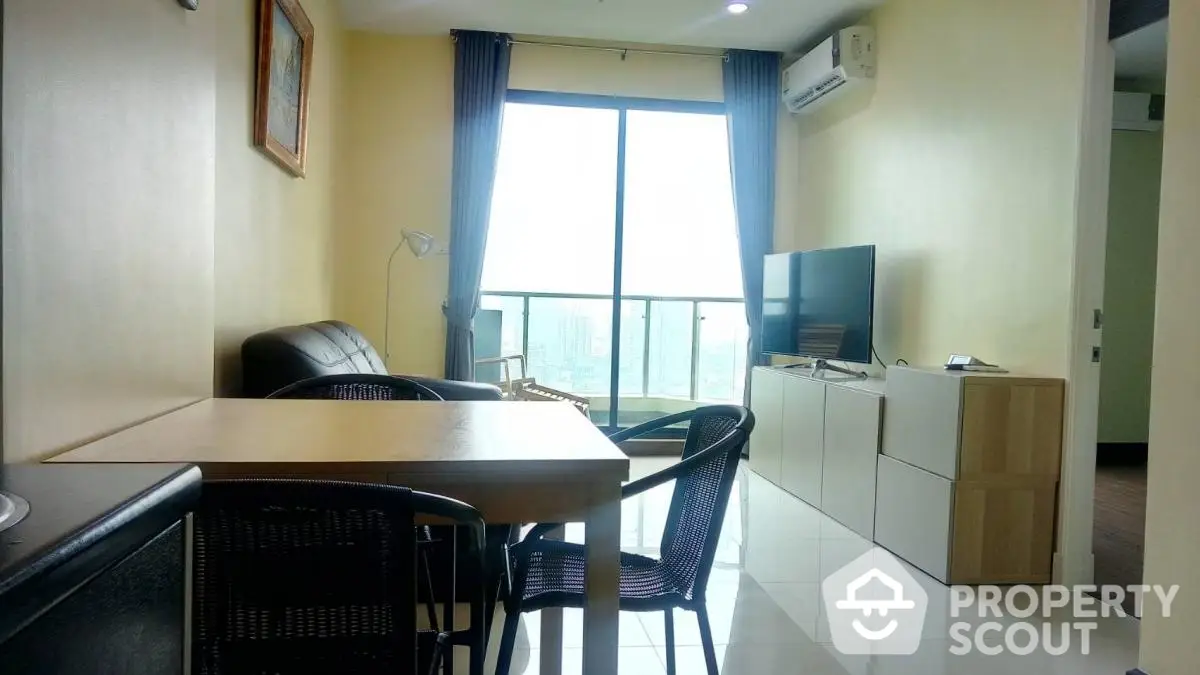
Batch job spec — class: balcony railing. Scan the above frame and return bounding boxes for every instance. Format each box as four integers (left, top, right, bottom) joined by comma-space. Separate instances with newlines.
479, 291, 748, 412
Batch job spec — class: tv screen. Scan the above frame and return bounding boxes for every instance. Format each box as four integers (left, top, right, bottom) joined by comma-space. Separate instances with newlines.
761, 245, 876, 364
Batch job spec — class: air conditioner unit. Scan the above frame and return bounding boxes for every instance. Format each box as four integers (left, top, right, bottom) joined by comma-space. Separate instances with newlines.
1112, 92, 1164, 131
783, 26, 876, 115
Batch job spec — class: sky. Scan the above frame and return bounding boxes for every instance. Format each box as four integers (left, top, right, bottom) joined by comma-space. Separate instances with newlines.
481, 102, 744, 300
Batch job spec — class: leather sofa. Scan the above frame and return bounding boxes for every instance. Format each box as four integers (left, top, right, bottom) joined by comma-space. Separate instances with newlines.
240, 320, 502, 400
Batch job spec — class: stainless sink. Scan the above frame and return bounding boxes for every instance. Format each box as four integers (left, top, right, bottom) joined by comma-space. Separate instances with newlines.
0, 491, 30, 532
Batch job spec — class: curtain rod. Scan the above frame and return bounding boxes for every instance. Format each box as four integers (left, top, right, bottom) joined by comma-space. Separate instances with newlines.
507, 39, 728, 61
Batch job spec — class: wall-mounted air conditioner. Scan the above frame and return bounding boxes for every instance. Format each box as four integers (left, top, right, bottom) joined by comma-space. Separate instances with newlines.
782, 26, 876, 115
1113, 92, 1164, 131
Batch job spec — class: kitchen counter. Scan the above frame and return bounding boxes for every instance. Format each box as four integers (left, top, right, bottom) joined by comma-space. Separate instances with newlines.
0, 463, 200, 658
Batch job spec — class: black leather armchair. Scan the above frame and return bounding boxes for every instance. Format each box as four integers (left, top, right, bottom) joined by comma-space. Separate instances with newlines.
240, 320, 502, 400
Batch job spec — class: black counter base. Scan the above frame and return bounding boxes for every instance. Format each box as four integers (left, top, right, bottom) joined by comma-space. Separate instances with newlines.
0, 523, 185, 675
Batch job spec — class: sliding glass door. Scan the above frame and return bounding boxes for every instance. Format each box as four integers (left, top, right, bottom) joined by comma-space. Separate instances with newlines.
481, 92, 746, 432
617, 109, 745, 423
481, 101, 619, 425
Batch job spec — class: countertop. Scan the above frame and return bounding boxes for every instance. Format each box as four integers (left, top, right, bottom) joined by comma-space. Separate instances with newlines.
0, 463, 201, 644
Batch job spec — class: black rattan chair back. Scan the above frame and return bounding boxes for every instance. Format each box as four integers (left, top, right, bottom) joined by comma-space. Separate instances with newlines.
266, 373, 444, 401
494, 405, 753, 675
193, 479, 484, 675
658, 405, 752, 602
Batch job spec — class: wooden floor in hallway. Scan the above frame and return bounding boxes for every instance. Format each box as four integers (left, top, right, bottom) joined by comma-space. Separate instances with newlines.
1093, 461, 1148, 616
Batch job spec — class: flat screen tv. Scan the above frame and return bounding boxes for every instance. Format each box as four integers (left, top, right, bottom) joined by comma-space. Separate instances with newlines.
761, 245, 876, 364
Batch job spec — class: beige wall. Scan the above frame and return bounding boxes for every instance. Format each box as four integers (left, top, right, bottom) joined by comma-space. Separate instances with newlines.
335, 34, 455, 378
508, 41, 722, 100
214, 0, 344, 395
1140, 1, 1200, 671
790, 0, 1088, 376
2, 0, 216, 462
1098, 130, 1162, 444
335, 34, 799, 377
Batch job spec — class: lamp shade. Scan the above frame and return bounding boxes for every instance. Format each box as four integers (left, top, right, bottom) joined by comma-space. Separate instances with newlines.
402, 230, 437, 259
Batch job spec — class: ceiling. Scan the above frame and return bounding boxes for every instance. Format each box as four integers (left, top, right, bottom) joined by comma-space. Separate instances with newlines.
338, 0, 884, 52
1113, 18, 1168, 79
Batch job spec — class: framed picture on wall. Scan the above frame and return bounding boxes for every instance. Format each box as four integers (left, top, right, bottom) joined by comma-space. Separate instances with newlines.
254, 0, 314, 178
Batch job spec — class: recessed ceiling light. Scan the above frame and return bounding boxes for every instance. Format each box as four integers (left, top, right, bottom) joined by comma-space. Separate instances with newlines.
726, 2, 749, 15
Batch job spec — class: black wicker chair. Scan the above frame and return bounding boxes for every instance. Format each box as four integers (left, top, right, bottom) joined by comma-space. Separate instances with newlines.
494, 405, 755, 675
267, 373, 445, 634
193, 479, 487, 675
266, 373, 444, 401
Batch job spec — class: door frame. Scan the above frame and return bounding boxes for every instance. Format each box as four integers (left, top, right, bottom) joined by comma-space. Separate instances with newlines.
1060, 0, 1170, 587
1058, 0, 1117, 585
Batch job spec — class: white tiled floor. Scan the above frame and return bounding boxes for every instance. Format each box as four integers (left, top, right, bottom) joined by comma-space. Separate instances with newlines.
468, 458, 1142, 674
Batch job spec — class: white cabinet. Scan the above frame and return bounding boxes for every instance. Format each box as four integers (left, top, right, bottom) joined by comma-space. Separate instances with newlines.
876, 366, 1065, 584
748, 367, 883, 538
779, 374, 825, 508
880, 367, 963, 479
820, 386, 882, 539
748, 368, 785, 486
750, 366, 1065, 585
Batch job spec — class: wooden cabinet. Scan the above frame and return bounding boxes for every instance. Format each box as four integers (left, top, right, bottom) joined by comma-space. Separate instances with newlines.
881, 367, 1065, 482
779, 374, 825, 508
748, 369, 785, 486
876, 367, 1064, 584
949, 479, 1058, 583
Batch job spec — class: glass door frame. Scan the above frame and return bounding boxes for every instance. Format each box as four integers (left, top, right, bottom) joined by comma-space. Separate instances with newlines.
502, 89, 729, 435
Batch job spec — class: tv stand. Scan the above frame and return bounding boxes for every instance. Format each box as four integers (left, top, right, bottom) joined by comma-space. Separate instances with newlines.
811, 359, 868, 379
748, 365, 1066, 585
779, 359, 868, 379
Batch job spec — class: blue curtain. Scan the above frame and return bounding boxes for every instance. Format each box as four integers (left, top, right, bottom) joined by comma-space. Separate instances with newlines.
723, 49, 781, 402
444, 30, 512, 381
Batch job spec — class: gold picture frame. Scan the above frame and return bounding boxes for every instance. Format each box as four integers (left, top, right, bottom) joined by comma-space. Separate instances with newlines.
254, 0, 314, 177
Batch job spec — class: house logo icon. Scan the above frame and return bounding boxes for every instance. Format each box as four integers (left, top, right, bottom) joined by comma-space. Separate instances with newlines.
822, 548, 929, 655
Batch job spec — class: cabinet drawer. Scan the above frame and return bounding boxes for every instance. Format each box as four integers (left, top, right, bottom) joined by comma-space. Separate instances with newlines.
881, 367, 962, 479
873, 455, 953, 582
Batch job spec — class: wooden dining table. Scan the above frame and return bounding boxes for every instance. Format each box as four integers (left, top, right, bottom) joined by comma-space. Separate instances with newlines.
47, 398, 631, 675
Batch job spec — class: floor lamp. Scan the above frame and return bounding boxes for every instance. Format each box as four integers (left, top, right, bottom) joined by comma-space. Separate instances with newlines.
384, 230, 443, 367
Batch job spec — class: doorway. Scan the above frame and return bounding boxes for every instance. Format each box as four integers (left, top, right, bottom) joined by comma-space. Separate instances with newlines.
1091, 16, 1168, 617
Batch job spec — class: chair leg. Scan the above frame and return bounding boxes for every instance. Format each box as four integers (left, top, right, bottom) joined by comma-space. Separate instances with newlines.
493, 610, 521, 675
664, 610, 677, 675
428, 633, 451, 675
696, 605, 719, 675
419, 546, 440, 632
443, 527, 457, 675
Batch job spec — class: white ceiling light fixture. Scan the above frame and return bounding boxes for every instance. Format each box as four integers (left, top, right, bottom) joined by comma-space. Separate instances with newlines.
726, 2, 750, 15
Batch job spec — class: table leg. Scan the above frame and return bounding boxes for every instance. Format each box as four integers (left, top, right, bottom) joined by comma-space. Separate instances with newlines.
583, 486, 621, 675
539, 526, 564, 675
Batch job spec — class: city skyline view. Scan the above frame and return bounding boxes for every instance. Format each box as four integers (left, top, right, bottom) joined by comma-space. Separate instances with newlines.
479, 101, 747, 423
